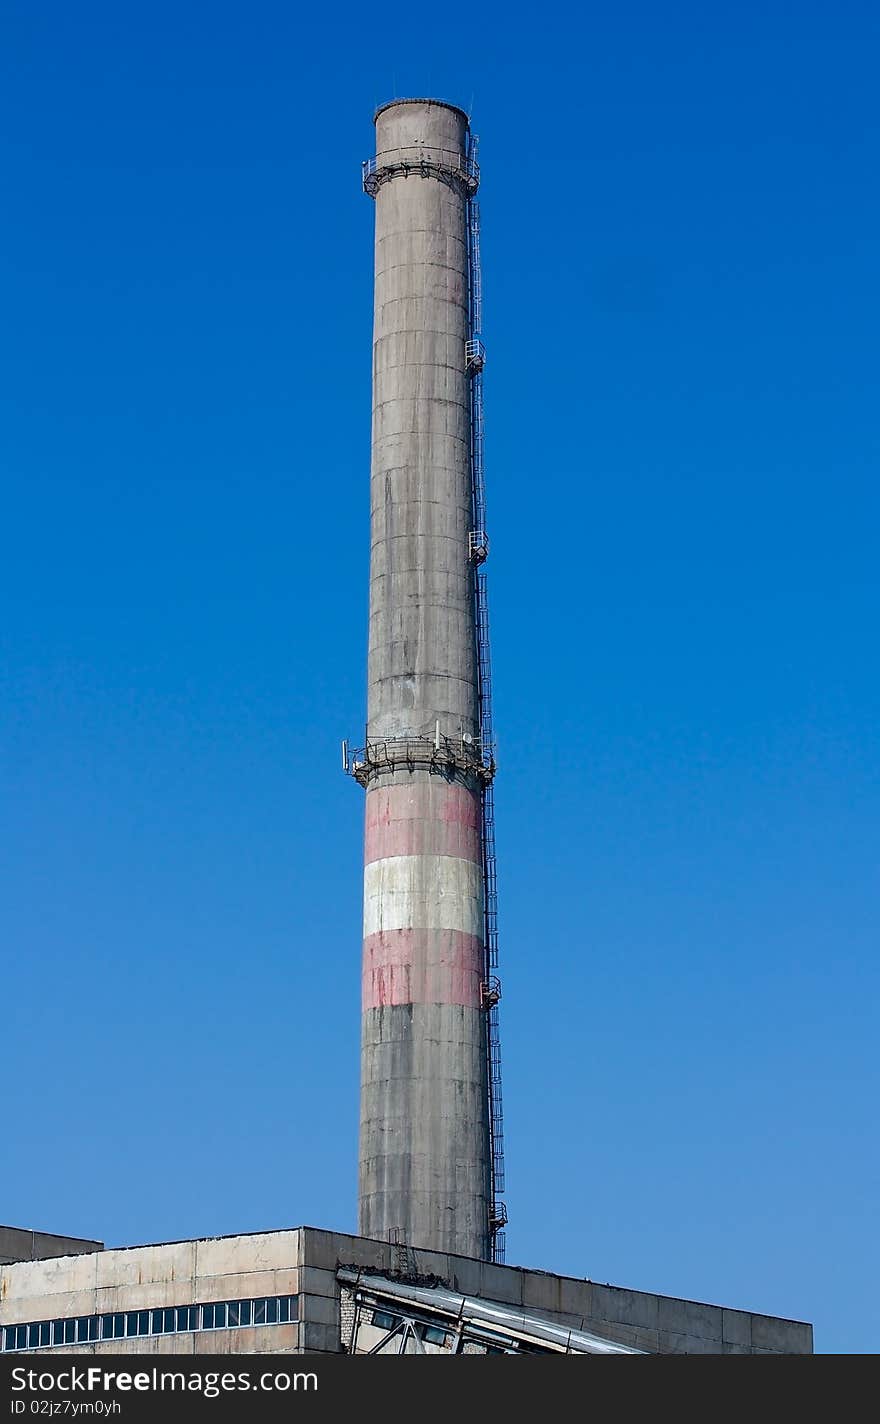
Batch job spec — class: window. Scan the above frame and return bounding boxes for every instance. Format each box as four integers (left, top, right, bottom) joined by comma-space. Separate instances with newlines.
421, 1324, 448, 1346
228, 1300, 253, 1328
0, 1294, 298, 1351
372, 1309, 399, 1331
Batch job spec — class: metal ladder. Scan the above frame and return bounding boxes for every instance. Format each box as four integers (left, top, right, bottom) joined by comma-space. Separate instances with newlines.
466, 132, 508, 1263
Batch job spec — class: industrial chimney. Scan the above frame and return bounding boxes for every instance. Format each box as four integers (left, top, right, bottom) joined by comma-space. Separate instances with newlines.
345, 99, 505, 1262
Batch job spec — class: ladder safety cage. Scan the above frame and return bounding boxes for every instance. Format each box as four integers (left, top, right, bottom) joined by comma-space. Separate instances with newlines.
465, 337, 485, 372
466, 129, 507, 1263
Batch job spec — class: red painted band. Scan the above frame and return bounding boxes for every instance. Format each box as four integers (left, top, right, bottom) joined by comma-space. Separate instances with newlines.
364, 781, 481, 866
362, 927, 484, 1010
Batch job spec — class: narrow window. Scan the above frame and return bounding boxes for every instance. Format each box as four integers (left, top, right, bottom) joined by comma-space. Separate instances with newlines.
252, 1299, 266, 1325
265, 1298, 278, 1324
39, 1322, 51, 1348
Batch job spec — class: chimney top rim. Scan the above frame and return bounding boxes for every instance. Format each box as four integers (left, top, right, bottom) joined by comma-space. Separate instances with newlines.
374, 98, 470, 126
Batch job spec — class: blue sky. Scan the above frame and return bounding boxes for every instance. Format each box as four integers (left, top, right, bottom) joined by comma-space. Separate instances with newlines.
2, 0, 877, 1354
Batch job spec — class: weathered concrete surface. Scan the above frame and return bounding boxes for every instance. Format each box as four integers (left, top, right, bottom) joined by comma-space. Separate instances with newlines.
325, 1228, 812, 1355
367, 99, 477, 745
0, 1226, 813, 1355
359, 98, 490, 1259
0, 1229, 302, 1359
0, 1226, 102, 1267
360, 1002, 488, 1255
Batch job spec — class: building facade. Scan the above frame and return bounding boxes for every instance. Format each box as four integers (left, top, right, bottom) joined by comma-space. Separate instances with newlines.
0, 1226, 812, 1356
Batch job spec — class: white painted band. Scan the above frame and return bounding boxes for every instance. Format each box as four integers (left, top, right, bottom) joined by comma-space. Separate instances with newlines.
363, 854, 483, 938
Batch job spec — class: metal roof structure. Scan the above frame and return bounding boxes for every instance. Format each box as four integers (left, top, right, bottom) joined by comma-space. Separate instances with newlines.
337, 1269, 645, 1355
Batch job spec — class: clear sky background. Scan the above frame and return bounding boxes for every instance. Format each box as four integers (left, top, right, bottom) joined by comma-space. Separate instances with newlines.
2, 1, 877, 1355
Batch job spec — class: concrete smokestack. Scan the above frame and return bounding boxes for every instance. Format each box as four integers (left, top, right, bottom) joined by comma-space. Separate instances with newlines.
354, 99, 491, 1259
